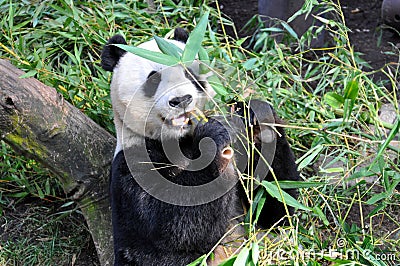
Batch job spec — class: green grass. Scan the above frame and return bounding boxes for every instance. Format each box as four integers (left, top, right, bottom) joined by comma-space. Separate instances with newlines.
0, 0, 399, 265
0, 140, 98, 265
0, 201, 96, 266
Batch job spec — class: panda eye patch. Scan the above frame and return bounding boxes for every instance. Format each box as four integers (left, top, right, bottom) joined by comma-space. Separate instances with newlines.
185, 69, 205, 93
143, 70, 162, 97
147, 70, 158, 79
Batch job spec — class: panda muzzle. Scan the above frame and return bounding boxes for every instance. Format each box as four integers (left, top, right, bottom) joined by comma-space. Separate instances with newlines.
162, 113, 191, 127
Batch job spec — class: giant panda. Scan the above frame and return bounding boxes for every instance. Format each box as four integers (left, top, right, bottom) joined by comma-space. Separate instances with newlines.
101, 28, 299, 266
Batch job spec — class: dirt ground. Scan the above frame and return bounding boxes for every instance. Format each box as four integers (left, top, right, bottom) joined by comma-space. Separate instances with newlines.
219, 0, 400, 82
3, 1, 399, 264
341, 0, 400, 82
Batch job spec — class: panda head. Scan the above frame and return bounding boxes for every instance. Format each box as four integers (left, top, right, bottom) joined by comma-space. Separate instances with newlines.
101, 29, 215, 144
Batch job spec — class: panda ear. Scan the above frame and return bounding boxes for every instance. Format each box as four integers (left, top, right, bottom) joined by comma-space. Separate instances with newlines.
101, 34, 127, 72
173, 28, 189, 43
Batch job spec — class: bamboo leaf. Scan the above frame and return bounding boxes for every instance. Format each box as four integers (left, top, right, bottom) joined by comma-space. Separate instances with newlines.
19, 70, 37, 79
198, 46, 209, 63
8, 0, 14, 31
296, 144, 324, 170
233, 246, 249, 266
313, 206, 329, 226
366, 192, 388, 205
324, 92, 344, 108
207, 75, 229, 96
182, 11, 209, 64
372, 117, 400, 164
251, 243, 260, 264
113, 44, 180, 66
198, 46, 210, 74
242, 58, 258, 70
254, 190, 266, 224
187, 254, 207, 266
154, 36, 182, 58
261, 181, 311, 211
276, 180, 324, 189
218, 257, 236, 266
281, 21, 298, 39
344, 79, 359, 101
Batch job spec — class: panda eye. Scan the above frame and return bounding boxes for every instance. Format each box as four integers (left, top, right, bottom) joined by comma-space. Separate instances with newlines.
147, 70, 158, 79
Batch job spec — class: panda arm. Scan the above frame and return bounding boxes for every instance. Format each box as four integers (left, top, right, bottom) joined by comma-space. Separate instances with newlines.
234, 100, 300, 227
191, 118, 234, 177
147, 118, 235, 186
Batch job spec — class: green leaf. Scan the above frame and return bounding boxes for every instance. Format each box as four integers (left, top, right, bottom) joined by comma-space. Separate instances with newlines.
324, 92, 344, 108
208, 75, 229, 96
8, 0, 14, 31
261, 181, 312, 211
254, 190, 266, 224
245, 189, 266, 227
275, 41, 284, 62
281, 21, 298, 39
198, 46, 210, 63
313, 206, 329, 226
261, 181, 311, 211
367, 203, 386, 217
343, 98, 353, 120
45, 178, 51, 195
9, 192, 29, 198
198, 46, 210, 74
113, 44, 180, 66
296, 144, 324, 170
366, 192, 388, 205
154, 36, 182, 58
344, 79, 359, 101
251, 243, 259, 264
262, 27, 284, 33
383, 169, 390, 191
319, 167, 344, 174
19, 70, 37, 79
218, 256, 236, 266
388, 174, 400, 193
233, 246, 249, 266
60, 47, 78, 65
242, 58, 258, 70
187, 254, 207, 266
275, 181, 324, 189
34, 181, 44, 199
181, 11, 209, 64
373, 117, 400, 164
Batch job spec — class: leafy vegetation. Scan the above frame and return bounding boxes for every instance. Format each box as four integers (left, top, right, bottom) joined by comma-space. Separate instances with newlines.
0, 0, 399, 265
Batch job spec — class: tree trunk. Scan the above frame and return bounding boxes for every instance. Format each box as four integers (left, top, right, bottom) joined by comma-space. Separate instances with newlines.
0, 59, 115, 265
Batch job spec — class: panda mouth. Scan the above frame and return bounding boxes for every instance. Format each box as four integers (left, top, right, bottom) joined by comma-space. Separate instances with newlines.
161, 113, 192, 128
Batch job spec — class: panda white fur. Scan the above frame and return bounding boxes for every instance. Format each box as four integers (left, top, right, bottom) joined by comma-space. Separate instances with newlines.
101, 28, 299, 266
102, 30, 215, 157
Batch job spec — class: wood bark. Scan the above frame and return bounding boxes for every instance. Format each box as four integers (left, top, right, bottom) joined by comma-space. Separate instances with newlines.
0, 59, 115, 265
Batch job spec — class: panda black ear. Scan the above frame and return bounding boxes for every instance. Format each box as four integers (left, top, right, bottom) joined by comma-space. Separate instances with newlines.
101, 34, 127, 72
173, 28, 189, 43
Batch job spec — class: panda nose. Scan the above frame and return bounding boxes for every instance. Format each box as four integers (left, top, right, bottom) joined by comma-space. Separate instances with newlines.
169, 94, 193, 108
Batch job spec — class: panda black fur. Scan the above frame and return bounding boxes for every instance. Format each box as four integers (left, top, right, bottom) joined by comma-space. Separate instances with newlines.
101, 28, 299, 266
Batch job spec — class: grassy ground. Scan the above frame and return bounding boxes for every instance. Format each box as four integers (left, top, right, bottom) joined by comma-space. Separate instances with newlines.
0, 0, 399, 265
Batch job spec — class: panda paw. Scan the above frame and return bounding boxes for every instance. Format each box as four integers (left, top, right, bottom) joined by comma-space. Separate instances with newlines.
233, 100, 277, 144
194, 118, 233, 149
193, 118, 235, 170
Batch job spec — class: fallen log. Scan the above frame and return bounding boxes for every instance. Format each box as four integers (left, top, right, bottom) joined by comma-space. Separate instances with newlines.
0, 59, 115, 265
